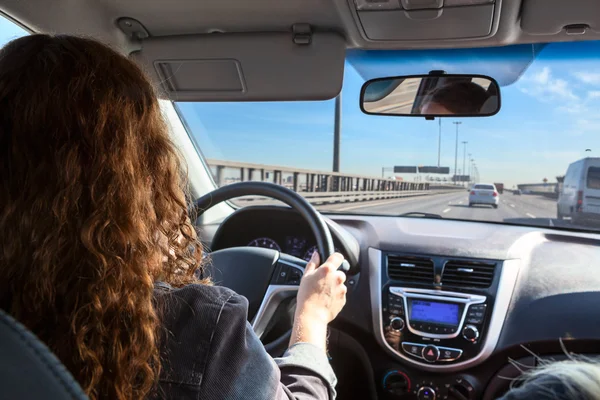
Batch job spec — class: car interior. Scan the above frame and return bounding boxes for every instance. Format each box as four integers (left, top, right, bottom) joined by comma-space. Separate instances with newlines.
3, 0, 600, 399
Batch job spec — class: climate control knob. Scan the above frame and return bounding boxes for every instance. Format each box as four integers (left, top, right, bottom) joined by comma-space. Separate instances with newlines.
382, 370, 411, 396
389, 317, 405, 331
462, 325, 479, 342
417, 386, 436, 400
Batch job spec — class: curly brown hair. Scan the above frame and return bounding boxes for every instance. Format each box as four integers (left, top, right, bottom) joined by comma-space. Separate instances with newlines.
0, 34, 207, 399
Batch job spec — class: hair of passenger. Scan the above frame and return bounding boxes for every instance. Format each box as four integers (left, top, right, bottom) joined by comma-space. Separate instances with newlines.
0, 34, 208, 399
510, 359, 600, 400
423, 81, 489, 114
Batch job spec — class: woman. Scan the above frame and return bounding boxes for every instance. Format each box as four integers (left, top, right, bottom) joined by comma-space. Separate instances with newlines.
0, 34, 347, 399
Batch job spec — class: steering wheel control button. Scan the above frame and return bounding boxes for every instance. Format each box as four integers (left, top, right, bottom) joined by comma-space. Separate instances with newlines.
438, 347, 463, 362
401, 342, 425, 359
422, 345, 440, 363
462, 325, 480, 342
275, 264, 290, 284
389, 317, 405, 331
417, 386, 436, 400
286, 268, 303, 285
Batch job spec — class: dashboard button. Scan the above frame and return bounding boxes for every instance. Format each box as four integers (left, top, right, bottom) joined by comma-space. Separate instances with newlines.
417, 386, 436, 400
469, 304, 487, 312
438, 347, 463, 362
402, 342, 425, 359
275, 264, 290, 284
390, 306, 404, 316
466, 317, 483, 324
422, 345, 440, 363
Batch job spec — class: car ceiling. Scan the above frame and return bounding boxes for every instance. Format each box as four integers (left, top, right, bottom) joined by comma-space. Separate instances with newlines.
2, 0, 600, 101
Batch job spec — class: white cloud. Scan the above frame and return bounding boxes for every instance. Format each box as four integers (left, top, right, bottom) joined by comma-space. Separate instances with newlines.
532, 67, 551, 84
519, 67, 578, 102
588, 90, 600, 99
573, 71, 600, 85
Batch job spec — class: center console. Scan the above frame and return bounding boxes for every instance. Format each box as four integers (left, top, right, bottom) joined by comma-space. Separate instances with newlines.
384, 287, 489, 366
369, 248, 520, 398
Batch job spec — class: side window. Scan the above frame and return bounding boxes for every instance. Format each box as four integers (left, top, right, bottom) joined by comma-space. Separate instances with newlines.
0, 14, 27, 47
587, 167, 600, 189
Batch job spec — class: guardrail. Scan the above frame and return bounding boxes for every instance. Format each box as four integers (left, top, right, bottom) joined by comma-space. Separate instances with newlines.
206, 159, 463, 205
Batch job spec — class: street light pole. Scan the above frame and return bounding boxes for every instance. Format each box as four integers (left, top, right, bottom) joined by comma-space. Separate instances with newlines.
469, 157, 474, 185
462, 141, 468, 187
453, 122, 462, 184
437, 119, 442, 167
333, 94, 341, 172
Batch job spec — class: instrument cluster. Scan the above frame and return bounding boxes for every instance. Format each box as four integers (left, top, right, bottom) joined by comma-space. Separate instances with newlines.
248, 236, 340, 261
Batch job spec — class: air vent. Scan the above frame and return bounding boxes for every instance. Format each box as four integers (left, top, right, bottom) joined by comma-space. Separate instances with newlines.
387, 255, 434, 284
442, 260, 496, 288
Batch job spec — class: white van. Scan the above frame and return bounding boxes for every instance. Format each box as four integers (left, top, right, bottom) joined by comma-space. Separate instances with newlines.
557, 158, 600, 223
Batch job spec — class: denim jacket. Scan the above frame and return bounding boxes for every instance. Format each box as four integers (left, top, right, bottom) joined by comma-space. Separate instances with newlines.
153, 283, 337, 400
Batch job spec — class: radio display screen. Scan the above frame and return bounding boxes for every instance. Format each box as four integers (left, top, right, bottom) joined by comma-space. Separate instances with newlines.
410, 300, 460, 326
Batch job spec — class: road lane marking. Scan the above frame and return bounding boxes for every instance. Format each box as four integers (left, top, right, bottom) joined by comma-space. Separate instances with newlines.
526, 213, 536, 218
510, 204, 515, 208
443, 208, 451, 213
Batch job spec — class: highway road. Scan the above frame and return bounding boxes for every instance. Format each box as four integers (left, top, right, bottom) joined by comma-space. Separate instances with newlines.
319, 191, 571, 228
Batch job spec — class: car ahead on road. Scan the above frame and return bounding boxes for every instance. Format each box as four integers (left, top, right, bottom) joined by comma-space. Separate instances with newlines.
513, 189, 522, 195
557, 157, 600, 223
469, 184, 499, 208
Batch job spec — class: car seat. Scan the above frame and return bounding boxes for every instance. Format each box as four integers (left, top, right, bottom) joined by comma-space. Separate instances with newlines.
0, 308, 88, 399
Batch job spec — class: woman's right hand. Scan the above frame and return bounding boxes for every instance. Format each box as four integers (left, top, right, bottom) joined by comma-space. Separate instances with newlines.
290, 252, 347, 350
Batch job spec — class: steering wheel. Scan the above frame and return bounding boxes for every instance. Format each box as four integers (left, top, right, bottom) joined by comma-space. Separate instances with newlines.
193, 181, 349, 355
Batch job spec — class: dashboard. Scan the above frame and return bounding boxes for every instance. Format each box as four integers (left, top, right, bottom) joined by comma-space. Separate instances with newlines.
202, 205, 600, 400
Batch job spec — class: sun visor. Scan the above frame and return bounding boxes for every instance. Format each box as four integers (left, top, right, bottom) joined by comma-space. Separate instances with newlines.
521, 0, 600, 35
131, 32, 345, 101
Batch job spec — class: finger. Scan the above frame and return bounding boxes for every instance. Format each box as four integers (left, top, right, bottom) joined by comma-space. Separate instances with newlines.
339, 285, 348, 297
334, 271, 346, 285
320, 253, 344, 272
304, 251, 319, 273
325, 252, 344, 266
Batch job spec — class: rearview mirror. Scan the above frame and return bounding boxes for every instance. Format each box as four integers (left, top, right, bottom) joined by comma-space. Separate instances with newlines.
360, 74, 500, 118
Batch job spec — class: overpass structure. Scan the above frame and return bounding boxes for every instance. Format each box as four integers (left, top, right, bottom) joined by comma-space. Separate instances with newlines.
206, 159, 463, 205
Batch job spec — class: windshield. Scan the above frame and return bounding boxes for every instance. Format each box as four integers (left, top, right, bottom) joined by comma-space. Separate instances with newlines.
176, 41, 600, 231
473, 185, 495, 190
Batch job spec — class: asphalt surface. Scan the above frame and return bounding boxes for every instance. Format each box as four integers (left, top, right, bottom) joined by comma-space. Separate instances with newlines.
318, 191, 576, 229
231, 190, 598, 230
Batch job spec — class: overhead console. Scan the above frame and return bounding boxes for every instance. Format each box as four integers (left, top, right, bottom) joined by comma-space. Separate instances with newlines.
369, 248, 519, 372
352, 0, 498, 41
521, 0, 600, 35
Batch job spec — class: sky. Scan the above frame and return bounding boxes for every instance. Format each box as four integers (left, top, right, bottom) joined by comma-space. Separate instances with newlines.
1, 16, 599, 189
